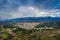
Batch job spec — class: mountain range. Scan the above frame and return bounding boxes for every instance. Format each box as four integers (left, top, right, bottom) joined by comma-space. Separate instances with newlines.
0, 17, 60, 23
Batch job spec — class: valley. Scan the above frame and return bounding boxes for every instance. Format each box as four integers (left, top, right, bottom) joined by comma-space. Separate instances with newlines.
0, 22, 60, 40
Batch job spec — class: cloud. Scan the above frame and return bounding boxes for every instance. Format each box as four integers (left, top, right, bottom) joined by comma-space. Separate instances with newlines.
0, 0, 60, 19
8, 6, 58, 18
0, 6, 59, 19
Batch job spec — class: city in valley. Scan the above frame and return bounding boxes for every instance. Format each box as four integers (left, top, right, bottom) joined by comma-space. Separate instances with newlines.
0, 22, 60, 40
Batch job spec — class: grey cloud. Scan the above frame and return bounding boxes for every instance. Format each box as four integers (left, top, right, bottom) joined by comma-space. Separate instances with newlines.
0, 0, 60, 19
9, 6, 58, 18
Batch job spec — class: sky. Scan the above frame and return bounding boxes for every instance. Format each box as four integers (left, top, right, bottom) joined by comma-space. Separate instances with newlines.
0, 0, 60, 19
